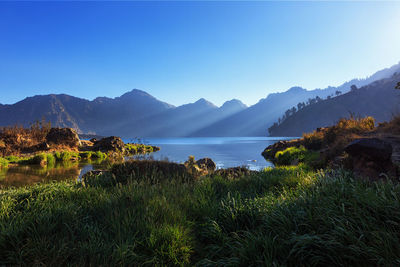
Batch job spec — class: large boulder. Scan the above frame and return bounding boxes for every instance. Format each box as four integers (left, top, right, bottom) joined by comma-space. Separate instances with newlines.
196, 158, 216, 173
345, 138, 396, 180
92, 136, 125, 152
46, 128, 80, 148
345, 138, 392, 161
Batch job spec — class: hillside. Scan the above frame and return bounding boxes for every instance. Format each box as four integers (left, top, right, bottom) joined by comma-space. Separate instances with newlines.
0, 62, 399, 137
268, 73, 400, 137
0, 90, 174, 134
190, 62, 400, 136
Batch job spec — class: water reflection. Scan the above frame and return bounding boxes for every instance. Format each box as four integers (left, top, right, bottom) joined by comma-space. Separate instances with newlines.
0, 159, 110, 188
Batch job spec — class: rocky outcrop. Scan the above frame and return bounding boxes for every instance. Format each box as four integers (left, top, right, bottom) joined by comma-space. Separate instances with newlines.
28, 142, 50, 152
46, 128, 80, 148
345, 138, 396, 181
196, 158, 216, 173
214, 167, 256, 179
92, 136, 125, 152
261, 139, 302, 163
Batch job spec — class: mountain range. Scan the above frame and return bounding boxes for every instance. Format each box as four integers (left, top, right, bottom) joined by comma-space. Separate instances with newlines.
268, 72, 400, 136
1, 62, 400, 137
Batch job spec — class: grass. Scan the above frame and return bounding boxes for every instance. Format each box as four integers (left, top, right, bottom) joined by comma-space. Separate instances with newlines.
0, 150, 108, 170
92, 150, 107, 160
302, 116, 375, 151
0, 164, 399, 265
0, 158, 8, 168
54, 151, 80, 162
125, 143, 155, 155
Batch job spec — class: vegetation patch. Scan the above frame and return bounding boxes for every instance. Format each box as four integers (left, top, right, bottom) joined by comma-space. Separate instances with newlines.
54, 151, 79, 162
92, 151, 107, 160
0, 166, 399, 265
0, 121, 52, 156
0, 158, 8, 168
275, 146, 323, 168
79, 151, 93, 160
263, 116, 377, 168
125, 143, 157, 155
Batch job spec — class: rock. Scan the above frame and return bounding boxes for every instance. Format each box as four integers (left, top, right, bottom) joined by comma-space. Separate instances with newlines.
196, 158, 216, 173
152, 145, 161, 152
28, 142, 50, 152
79, 140, 94, 150
261, 139, 302, 162
345, 138, 392, 161
92, 136, 125, 152
184, 156, 208, 176
46, 128, 80, 148
344, 138, 396, 180
214, 167, 255, 179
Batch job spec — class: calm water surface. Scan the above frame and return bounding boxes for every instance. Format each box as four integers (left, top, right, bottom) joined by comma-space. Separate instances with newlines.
0, 137, 293, 187
142, 137, 294, 170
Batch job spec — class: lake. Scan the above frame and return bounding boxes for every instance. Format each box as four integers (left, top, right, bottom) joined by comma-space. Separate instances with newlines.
140, 137, 294, 170
0, 137, 293, 187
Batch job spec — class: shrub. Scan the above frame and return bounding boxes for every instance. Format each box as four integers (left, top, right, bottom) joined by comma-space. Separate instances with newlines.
46, 153, 56, 166
5, 155, 21, 163
30, 153, 48, 166
111, 160, 193, 185
0, 157, 8, 168
125, 143, 138, 154
79, 151, 93, 160
275, 146, 323, 168
91, 151, 106, 160
275, 146, 307, 165
54, 151, 80, 162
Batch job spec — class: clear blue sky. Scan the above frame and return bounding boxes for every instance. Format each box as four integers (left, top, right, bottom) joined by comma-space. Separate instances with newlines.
1, 1, 400, 106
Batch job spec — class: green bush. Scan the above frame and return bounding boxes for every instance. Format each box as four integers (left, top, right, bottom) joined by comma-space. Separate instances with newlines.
54, 151, 79, 162
91, 151, 106, 160
79, 151, 93, 160
125, 143, 138, 154
0, 157, 8, 168
5, 155, 21, 163
275, 146, 323, 168
30, 153, 48, 165
275, 146, 307, 165
46, 153, 56, 166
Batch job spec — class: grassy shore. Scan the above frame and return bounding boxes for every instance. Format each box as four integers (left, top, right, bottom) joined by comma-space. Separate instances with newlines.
1, 164, 399, 265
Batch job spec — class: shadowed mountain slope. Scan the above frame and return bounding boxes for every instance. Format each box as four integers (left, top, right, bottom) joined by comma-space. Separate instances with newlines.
0, 62, 399, 137
0, 89, 174, 134
268, 73, 400, 137
190, 62, 400, 137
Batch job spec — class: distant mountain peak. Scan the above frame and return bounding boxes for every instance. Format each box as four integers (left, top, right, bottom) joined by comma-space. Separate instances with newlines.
287, 86, 306, 93
120, 88, 153, 98
194, 98, 217, 108
221, 99, 247, 109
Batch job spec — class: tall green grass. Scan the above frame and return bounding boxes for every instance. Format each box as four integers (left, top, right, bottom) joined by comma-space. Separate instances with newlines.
0, 165, 399, 265
0, 157, 8, 168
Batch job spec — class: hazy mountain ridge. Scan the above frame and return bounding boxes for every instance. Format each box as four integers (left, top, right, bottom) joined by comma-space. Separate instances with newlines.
268, 73, 400, 137
0, 62, 399, 137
